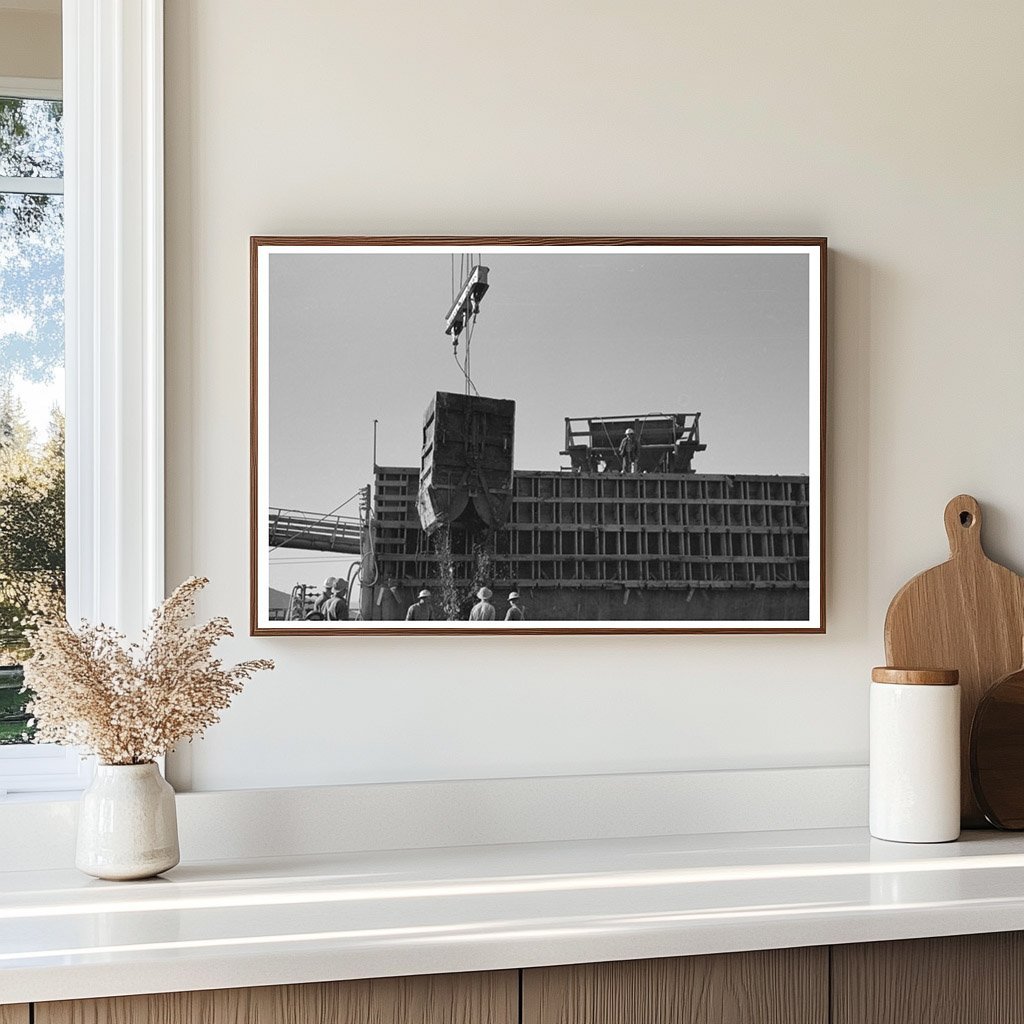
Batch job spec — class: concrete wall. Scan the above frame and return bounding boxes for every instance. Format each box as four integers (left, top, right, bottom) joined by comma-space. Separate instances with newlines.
164, 1, 1024, 792
0, 8, 60, 81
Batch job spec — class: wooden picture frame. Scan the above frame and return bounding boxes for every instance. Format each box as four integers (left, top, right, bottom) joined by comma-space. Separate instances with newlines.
251, 236, 826, 635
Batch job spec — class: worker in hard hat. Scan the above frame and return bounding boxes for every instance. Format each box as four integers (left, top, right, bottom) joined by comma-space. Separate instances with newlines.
505, 592, 525, 622
313, 577, 337, 616
619, 428, 640, 474
322, 577, 349, 621
469, 586, 496, 621
405, 589, 436, 621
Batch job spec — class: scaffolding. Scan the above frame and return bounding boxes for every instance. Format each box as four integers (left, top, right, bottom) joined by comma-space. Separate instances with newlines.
562, 413, 707, 474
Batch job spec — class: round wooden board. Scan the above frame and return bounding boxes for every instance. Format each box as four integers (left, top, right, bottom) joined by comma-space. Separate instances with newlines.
971, 664, 1024, 829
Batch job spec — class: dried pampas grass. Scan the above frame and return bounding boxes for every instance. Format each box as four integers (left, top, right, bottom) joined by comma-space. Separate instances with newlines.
23, 576, 274, 765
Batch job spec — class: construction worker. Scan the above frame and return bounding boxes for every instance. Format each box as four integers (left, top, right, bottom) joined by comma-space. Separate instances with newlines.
505, 591, 525, 621
619, 427, 640, 474
313, 577, 337, 616
405, 589, 435, 621
469, 586, 496, 621
322, 578, 349, 621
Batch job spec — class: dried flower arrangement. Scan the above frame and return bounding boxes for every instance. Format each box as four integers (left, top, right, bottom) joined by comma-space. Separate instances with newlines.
23, 577, 273, 765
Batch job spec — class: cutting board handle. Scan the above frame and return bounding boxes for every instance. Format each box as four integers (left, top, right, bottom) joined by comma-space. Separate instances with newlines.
944, 494, 983, 559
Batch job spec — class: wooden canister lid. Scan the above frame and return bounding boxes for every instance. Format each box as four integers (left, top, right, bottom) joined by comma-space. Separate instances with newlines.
871, 667, 959, 686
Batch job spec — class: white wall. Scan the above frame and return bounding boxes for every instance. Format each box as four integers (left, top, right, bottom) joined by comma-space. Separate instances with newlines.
164, 1, 1024, 791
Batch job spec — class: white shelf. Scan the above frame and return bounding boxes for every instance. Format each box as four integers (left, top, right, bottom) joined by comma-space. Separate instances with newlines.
4, 826, 1024, 1004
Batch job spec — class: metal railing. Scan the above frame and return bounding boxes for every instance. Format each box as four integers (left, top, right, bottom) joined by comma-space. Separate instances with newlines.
269, 507, 363, 554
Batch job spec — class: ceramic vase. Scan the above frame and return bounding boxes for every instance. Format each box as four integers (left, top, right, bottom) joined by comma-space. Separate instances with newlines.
76, 762, 180, 880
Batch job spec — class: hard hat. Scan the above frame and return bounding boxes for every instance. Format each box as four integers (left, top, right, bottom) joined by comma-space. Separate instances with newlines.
508, 592, 520, 600
477, 587, 493, 600
333, 579, 348, 593
625, 428, 635, 435
418, 589, 432, 599
322, 577, 337, 590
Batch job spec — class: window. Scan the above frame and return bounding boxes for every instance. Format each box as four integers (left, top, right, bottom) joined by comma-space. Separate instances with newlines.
0, 84, 65, 738
0, 79, 83, 797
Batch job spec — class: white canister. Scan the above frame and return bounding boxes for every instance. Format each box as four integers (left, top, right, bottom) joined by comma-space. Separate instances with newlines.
870, 667, 960, 843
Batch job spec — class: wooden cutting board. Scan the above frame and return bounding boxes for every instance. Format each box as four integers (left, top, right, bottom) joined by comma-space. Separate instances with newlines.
884, 494, 1024, 827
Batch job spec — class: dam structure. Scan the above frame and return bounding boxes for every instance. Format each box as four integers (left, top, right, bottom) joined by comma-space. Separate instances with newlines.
361, 463, 811, 622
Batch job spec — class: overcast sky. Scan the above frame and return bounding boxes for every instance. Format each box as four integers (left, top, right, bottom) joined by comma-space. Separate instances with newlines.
267, 249, 811, 591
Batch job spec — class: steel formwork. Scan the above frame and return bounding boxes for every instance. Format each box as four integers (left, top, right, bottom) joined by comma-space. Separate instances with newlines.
371, 467, 811, 592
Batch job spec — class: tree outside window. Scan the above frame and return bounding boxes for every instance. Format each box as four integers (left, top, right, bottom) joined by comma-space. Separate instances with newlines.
0, 94, 65, 744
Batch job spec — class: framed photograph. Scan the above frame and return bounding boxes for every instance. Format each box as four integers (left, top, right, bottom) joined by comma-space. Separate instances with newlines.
251, 236, 826, 635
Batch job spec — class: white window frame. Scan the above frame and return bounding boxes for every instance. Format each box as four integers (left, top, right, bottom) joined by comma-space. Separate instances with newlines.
0, 0, 164, 799
0, 77, 61, 101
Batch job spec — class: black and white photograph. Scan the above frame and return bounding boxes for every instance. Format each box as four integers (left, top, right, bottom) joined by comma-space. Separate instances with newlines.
251, 238, 825, 634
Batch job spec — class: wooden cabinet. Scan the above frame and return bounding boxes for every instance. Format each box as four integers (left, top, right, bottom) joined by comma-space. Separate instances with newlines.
832, 932, 1024, 1024
522, 948, 828, 1024
17, 933, 1024, 1024
522, 934, 1024, 1024
35, 972, 517, 1024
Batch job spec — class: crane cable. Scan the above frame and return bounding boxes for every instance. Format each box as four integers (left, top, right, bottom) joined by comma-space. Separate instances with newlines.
453, 336, 480, 395
449, 251, 482, 396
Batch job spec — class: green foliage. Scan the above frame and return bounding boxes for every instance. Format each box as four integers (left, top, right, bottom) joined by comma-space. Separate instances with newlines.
0, 390, 65, 661
0, 394, 63, 743
0, 666, 31, 744
0, 97, 62, 179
